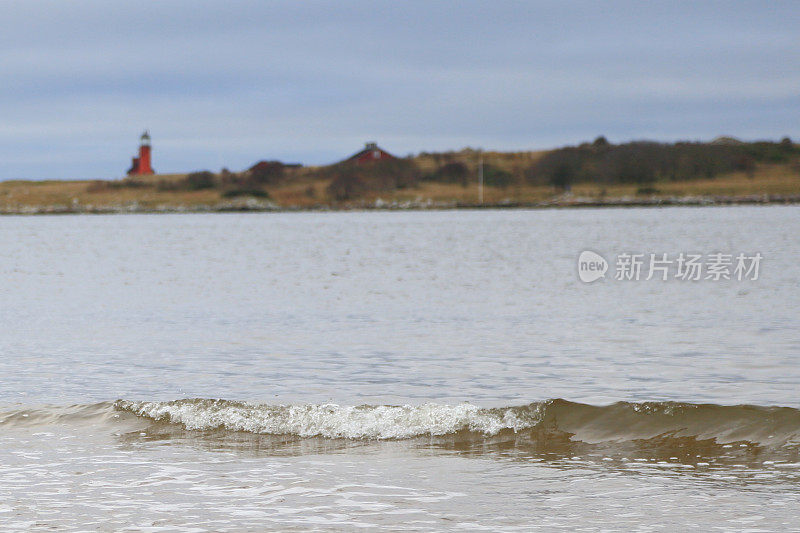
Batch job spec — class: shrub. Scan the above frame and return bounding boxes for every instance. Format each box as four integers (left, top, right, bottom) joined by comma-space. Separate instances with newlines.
525, 139, 776, 187
249, 161, 285, 185
744, 141, 799, 163
592, 135, 610, 149
324, 157, 421, 200
482, 165, 513, 188
221, 188, 270, 199
734, 154, 756, 178
431, 162, 469, 186
605, 144, 658, 184
526, 147, 582, 189
185, 171, 215, 190
371, 158, 420, 189
327, 173, 367, 201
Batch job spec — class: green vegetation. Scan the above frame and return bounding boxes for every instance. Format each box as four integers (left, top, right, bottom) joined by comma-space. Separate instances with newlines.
482, 164, 513, 188
524, 137, 800, 191
185, 171, 216, 190
156, 170, 215, 191
89, 137, 800, 203
1, 136, 797, 213
424, 162, 469, 187
221, 188, 270, 199
325, 159, 420, 200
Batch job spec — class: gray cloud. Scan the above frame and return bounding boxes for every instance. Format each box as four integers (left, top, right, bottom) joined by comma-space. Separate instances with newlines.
0, 0, 798, 179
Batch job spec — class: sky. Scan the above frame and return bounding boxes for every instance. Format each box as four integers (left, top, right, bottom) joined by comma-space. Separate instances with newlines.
1, 1, 798, 180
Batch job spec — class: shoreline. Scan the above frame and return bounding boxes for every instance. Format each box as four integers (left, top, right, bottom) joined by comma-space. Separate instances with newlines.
1, 193, 799, 215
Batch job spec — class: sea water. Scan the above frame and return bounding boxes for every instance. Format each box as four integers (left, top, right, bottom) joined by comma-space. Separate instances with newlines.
1, 207, 798, 531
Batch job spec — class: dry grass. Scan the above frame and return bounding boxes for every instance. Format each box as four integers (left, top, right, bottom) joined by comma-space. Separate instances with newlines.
1, 163, 797, 212
568, 165, 800, 199
122, 173, 188, 185
0, 177, 220, 211
413, 148, 546, 175
345, 164, 800, 206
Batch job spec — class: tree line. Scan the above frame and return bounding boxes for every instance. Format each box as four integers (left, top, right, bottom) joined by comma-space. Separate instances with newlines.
525, 136, 798, 190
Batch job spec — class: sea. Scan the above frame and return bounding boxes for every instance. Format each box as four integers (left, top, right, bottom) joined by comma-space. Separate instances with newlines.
1, 206, 798, 531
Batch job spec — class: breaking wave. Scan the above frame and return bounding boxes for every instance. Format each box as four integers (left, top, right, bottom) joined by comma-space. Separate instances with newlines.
116, 399, 546, 440
4, 399, 800, 453
110, 398, 800, 447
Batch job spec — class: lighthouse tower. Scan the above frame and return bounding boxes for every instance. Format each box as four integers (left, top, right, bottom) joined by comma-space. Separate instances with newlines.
127, 131, 154, 175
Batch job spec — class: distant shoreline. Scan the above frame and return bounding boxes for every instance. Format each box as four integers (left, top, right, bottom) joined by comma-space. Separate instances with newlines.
3, 139, 798, 214
2, 194, 798, 215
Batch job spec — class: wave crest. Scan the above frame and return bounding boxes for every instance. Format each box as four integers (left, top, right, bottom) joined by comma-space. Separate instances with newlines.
114, 399, 546, 439
5, 399, 800, 452
113, 398, 800, 447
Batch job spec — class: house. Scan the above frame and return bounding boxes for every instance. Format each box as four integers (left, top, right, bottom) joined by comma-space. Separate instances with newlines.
344, 142, 395, 164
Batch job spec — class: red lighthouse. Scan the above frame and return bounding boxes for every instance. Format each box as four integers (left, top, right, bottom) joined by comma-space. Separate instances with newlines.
127, 131, 154, 175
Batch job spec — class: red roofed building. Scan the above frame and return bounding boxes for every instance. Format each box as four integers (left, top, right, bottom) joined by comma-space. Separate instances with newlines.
345, 142, 395, 164
127, 131, 154, 175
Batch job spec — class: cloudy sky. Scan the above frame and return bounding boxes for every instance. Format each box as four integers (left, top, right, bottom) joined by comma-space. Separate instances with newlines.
1, 1, 798, 180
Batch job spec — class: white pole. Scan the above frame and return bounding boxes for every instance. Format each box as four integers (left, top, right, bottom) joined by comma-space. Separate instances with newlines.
478, 150, 484, 204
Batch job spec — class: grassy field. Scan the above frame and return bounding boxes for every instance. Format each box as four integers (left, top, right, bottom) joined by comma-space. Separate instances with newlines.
0, 178, 222, 212
353, 164, 800, 206
1, 159, 798, 213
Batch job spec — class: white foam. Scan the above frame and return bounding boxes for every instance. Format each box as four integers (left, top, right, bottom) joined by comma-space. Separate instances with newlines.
116, 400, 544, 440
